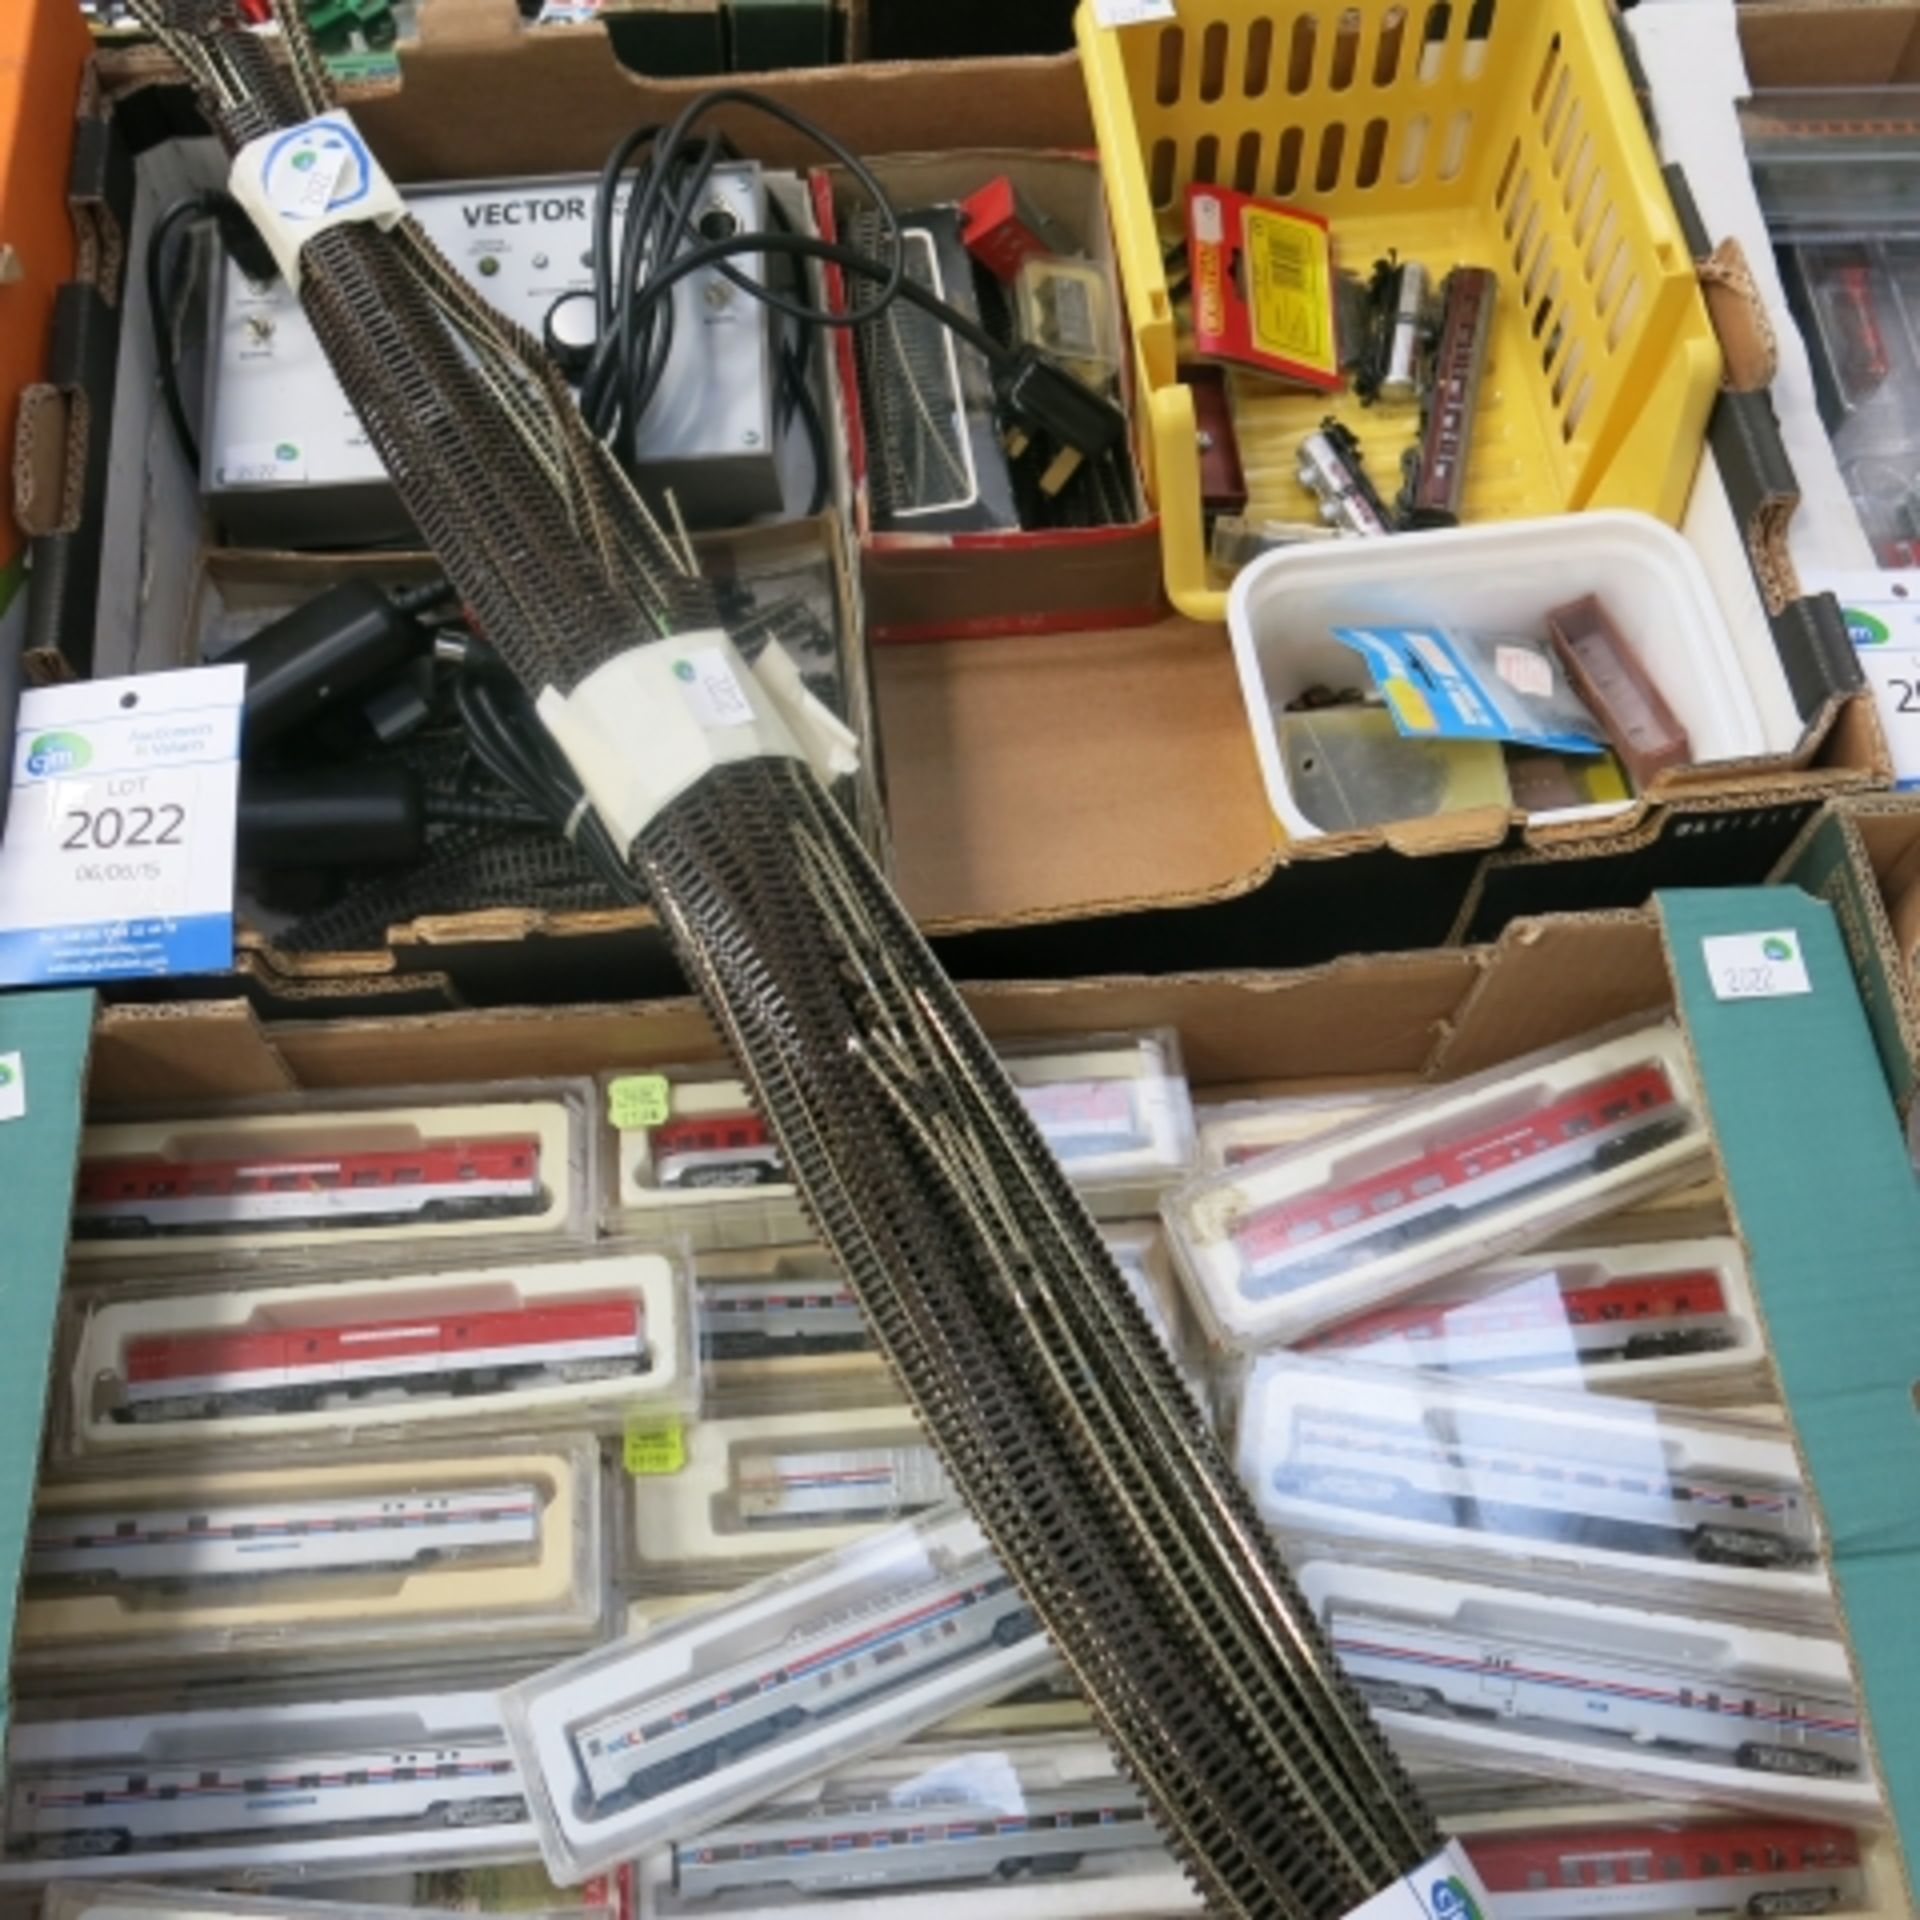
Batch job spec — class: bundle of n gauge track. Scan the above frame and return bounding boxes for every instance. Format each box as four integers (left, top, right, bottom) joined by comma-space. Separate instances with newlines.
132, 4, 1437, 1912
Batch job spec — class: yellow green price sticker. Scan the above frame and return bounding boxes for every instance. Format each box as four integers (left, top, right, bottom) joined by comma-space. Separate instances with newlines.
608, 1074, 671, 1132
624, 1420, 687, 1476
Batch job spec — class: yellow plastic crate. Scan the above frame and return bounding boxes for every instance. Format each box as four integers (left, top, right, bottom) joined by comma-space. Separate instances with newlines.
1078, 0, 1723, 621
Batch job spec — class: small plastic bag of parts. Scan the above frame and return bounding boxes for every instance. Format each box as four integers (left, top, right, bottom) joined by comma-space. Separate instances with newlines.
55, 1241, 695, 1463
1278, 707, 1512, 834
1161, 1019, 1713, 1355
1296, 1558, 1880, 1821
67, 1081, 597, 1277
1293, 1236, 1770, 1403
1235, 1356, 1833, 1623
15, 1436, 608, 1679
0, 1682, 535, 1881
621, 1401, 951, 1590
1012, 255, 1121, 395
1330, 625, 1610, 757
501, 1505, 1057, 1882
634, 1733, 1188, 1918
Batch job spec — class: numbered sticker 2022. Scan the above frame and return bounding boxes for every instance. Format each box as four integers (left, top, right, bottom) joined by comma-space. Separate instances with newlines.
61, 803, 187, 855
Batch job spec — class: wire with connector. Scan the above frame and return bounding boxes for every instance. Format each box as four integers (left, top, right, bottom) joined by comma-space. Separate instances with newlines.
443, 635, 639, 900
145, 189, 277, 471
556, 88, 1129, 509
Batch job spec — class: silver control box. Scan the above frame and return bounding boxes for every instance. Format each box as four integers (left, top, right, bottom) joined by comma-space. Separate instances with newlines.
202, 165, 780, 545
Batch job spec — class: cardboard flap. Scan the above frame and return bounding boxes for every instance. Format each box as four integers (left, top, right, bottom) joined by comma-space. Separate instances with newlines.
88, 1001, 294, 1110
416, 0, 524, 45
1659, 887, 1920, 1858
333, 27, 1092, 183
1696, 237, 1777, 395
11, 385, 83, 542
67, 66, 134, 310
1772, 802, 1920, 1117
1706, 392, 1869, 725
1432, 912, 1673, 1079
1661, 164, 1776, 397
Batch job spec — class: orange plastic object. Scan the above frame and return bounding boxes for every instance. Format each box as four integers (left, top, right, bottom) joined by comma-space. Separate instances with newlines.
0, 0, 91, 578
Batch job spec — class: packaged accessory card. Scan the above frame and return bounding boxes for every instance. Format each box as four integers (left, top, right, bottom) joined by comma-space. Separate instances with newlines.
1332, 625, 1607, 755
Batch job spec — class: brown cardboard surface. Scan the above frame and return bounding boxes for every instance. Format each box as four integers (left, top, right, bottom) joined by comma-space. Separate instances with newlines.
878, 620, 1276, 930
1853, 803, 1920, 968
1434, 914, 1676, 1079
106, 18, 1093, 184
1741, 5, 1920, 89
87, 1001, 294, 1107
88, 951, 1484, 1108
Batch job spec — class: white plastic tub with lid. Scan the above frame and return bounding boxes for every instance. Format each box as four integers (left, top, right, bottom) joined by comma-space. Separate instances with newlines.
1225, 512, 1770, 842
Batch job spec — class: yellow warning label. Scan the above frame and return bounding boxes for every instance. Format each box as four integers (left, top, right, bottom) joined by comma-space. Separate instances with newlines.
624, 1419, 687, 1475
1382, 676, 1440, 736
607, 1073, 672, 1132
1243, 206, 1337, 381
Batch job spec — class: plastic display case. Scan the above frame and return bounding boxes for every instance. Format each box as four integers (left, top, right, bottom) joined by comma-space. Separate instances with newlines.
623, 1404, 951, 1590
1298, 1559, 1880, 1822
15, 1438, 607, 1677
1442, 1802, 1877, 1920
56, 1244, 694, 1461
69, 1084, 596, 1275
1294, 1238, 1769, 1402
1195, 1093, 1408, 1177
0, 1686, 537, 1881
1783, 238, 1920, 568
1235, 1359, 1831, 1621
603, 1073, 811, 1254
634, 1736, 1186, 1919
695, 1225, 1194, 1414
502, 1507, 1056, 1882
695, 1248, 890, 1417
1162, 1022, 1712, 1354
41, 1889, 610, 1920
999, 1032, 1197, 1218
607, 1039, 1194, 1244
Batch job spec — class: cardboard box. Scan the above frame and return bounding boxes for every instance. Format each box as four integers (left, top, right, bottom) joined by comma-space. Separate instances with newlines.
814, 149, 1163, 643
1775, 792, 1920, 1116
5, 3, 129, 681
0, 0, 91, 634
79, 3, 1888, 998
69, 892, 1918, 1895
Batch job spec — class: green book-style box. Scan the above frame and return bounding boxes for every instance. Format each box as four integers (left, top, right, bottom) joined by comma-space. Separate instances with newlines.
1659, 888, 1920, 1881
0, 988, 94, 1761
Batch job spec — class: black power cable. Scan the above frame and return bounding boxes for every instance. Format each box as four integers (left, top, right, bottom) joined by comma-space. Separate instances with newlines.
555, 88, 1127, 508
146, 189, 278, 472
445, 637, 639, 901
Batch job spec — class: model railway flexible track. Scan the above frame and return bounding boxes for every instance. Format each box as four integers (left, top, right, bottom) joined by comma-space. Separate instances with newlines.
132, 8, 1437, 1912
